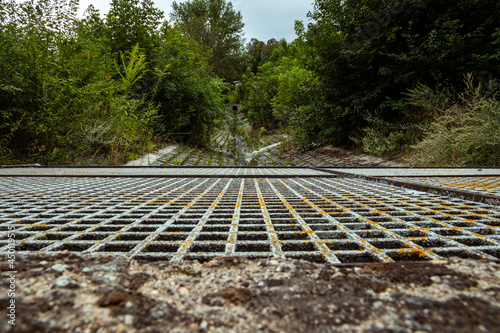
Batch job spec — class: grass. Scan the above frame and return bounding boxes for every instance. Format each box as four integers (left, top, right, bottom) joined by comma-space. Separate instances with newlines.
405, 75, 500, 167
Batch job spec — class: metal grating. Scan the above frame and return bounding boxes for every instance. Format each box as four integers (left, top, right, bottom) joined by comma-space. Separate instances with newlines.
388, 176, 500, 197
1, 175, 499, 264
0, 167, 333, 177
326, 168, 500, 177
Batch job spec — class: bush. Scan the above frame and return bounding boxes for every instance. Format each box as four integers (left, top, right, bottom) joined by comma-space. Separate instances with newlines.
0, 0, 158, 165
351, 127, 399, 156
152, 29, 226, 146
239, 44, 325, 145
405, 75, 500, 166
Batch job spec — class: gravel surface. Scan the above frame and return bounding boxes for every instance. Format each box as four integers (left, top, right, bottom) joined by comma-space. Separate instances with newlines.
2, 253, 499, 333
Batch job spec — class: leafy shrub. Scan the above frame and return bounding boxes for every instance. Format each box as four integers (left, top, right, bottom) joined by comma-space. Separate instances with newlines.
240, 45, 325, 145
239, 66, 279, 130
405, 75, 500, 166
152, 29, 226, 146
351, 127, 399, 156
0, 0, 160, 165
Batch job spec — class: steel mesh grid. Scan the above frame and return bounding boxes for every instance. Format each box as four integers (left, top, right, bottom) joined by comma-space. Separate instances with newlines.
0, 167, 333, 177
326, 168, 500, 177
0, 176, 499, 264
388, 176, 500, 197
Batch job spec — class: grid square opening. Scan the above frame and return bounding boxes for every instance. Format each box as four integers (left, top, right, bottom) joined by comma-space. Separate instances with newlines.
411, 238, 450, 248
326, 241, 363, 251
144, 244, 180, 253
99, 243, 137, 252
281, 242, 316, 252
235, 243, 271, 252
368, 240, 408, 250
77, 233, 111, 240
309, 224, 338, 231
236, 233, 268, 241
278, 232, 309, 240
238, 225, 267, 232
191, 243, 226, 253
58, 243, 93, 251
37, 233, 73, 241
316, 231, 350, 240
16, 242, 49, 251
156, 233, 188, 241
197, 233, 228, 241
336, 252, 376, 263
115, 233, 150, 241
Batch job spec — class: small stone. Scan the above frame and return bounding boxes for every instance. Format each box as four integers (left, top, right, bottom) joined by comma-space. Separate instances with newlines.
199, 320, 208, 331
39, 261, 48, 265
202, 293, 225, 306
104, 273, 117, 281
51, 264, 69, 273
430, 276, 441, 283
54, 276, 70, 288
123, 314, 134, 326
268, 260, 279, 266
96, 265, 118, 272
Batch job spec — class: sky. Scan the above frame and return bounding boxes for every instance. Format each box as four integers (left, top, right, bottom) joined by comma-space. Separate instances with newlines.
77, 0, 315, 43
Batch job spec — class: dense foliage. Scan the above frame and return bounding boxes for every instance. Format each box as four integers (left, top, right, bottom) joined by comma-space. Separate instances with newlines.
404, 74, 500, 167
0, 0, 227, 164
306, 0, 500, 142
239, 37, 325, 144
170, 0, 247, 83
246, 38, 281, 74
152, 27, 226, 145
1, 0, 498, 166
240, 0, 499, 165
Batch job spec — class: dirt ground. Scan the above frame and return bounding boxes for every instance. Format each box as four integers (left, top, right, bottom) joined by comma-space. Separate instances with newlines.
1, 254, 499, 333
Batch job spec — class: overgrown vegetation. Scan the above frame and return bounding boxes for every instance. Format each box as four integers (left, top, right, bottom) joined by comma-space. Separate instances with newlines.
1, 0, 498, 166
405, 75, 500, 166
239, 36, 326, 145
0, 0, 234, 164
239, 0, 500, 166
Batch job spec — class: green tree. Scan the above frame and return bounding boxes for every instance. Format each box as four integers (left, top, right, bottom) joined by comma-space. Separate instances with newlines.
306, 0, 500, 142
170, 0, 247, 82
152, 26, 226, 145
240, 40, 325, 144
246, 38, 281, 73
0, 0, 158, 164
105, 0, 164, 61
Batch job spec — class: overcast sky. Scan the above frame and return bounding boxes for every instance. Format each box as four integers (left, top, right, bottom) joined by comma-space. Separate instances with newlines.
77, 0, 314, 43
